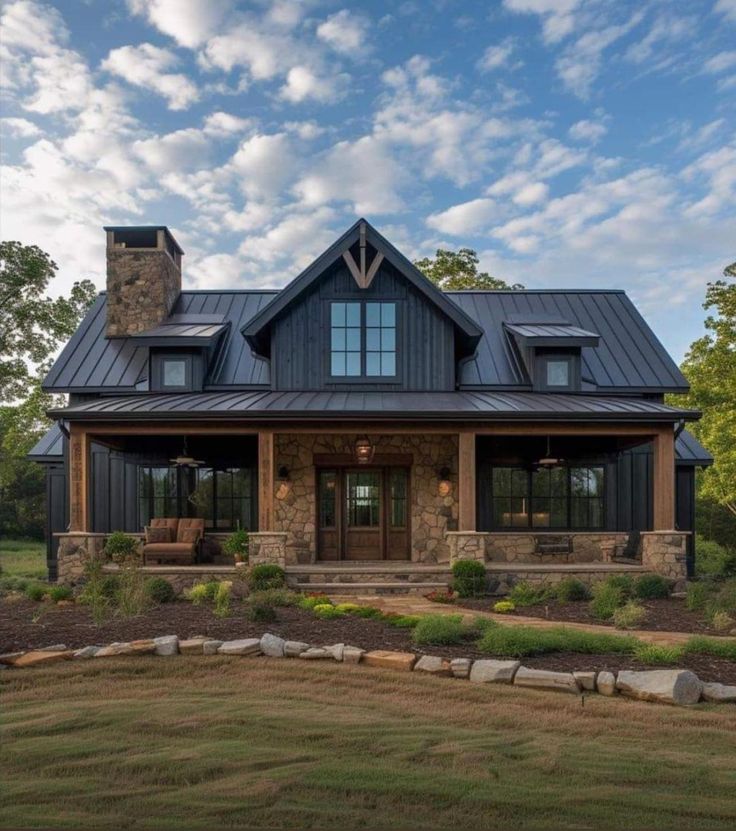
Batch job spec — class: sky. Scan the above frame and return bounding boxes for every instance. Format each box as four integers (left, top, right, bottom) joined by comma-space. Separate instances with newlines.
1, 0, 735, 363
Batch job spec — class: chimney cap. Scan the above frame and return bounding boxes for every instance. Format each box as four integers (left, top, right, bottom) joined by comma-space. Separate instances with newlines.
103, 225, 184, 255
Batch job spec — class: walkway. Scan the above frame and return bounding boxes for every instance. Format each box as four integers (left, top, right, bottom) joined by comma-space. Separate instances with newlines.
330, 594, 734, 647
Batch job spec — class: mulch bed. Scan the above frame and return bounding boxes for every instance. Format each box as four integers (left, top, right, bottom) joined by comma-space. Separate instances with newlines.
2, 597, 736, 684
457, 596, 722, 635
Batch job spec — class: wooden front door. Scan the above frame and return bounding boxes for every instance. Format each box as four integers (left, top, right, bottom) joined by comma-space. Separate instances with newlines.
317, 467, 409, 561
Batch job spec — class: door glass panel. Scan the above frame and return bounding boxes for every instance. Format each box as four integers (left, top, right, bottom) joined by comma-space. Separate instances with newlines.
319, 470, 337, 528
346, 471, 380, 526
389, 469, 407, 528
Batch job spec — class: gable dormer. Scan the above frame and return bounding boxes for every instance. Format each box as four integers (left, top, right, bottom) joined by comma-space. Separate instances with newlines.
502, 317, 600, 392
242, 220, 482, 391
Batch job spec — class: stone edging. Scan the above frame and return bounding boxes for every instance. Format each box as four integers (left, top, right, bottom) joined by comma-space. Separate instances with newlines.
1, 636, 734, 707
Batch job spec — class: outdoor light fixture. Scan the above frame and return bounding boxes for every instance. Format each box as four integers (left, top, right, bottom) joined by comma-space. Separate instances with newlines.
437, 466, 452, 497
354, 436, 375, 464
169, 437, 205, 468
275, 466, 291, 500
537, 435, 564, 469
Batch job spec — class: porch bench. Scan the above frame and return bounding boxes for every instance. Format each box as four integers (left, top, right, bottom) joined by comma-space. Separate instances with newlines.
142, 518, 204, 566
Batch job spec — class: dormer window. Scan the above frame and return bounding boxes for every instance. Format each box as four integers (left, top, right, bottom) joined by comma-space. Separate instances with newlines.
536, 351, 579, 392
545, 357, 572, 388
329, 301, 398, 379
151, 351, 201, 392
163, 358, 188, 388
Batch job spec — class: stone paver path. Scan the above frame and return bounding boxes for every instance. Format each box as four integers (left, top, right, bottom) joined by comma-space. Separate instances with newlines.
330, 595, 736, 647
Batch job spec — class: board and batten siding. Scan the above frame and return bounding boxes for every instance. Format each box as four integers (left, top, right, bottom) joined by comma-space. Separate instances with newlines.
271, 259, 456, 391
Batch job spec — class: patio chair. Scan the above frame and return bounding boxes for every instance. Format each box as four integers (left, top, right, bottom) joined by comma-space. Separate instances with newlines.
142, 517, 204, 565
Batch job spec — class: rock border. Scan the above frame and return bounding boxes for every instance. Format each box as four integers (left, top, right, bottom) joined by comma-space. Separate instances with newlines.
1, 636, 735, 707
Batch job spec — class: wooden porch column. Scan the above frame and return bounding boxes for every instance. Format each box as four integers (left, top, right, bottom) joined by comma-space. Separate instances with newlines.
68, 423, 90, 531
458, 431, 476, 531
652, 426, 675, 531
258, 430, 274, 531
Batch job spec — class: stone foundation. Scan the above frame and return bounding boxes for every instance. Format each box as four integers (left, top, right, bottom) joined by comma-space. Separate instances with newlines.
56, 533, 108, 583
446, 532, 487, 563
274, 433, 458, 564
640, 531, 689, 580
484, 566, 649, 596
484, 532, 632, 564
248, 532, 288, 567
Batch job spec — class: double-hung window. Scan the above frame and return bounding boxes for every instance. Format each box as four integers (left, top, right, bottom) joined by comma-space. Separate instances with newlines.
329, 301, 397, 379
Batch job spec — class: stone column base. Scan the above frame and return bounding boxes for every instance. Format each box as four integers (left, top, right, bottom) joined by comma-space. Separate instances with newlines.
55, 533, 108, 584
445, 532, 487, 564
639, 531, 689, 581
248, 532, 288, 568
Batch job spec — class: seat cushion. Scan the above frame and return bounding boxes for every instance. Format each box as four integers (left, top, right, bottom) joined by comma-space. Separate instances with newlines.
177, 518, 204, 542
142, 542, 195, 555
145, 526, 171, 544
149, 517, 179, 536
178, 528, 201, 544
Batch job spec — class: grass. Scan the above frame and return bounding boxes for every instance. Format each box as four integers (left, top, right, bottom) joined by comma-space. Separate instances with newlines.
477, 623, 639, 658
2, 659, 736, 831
0, 538, 46, 580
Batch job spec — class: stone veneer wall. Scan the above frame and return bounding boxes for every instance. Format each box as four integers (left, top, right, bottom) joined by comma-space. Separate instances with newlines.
106, 249, 180, 337
274, 434, 458, 565
640, 531, 689, 580
485, 532, 632, 564
56, 533, 110, 583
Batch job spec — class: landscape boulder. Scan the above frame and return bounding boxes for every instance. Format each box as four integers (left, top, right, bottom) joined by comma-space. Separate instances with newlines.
450, 658, 472, 679
342, 646, 365, 664
596, 671, 617, 696
701, 682, 736, 703
179, 638, 210, 655
323, 643, 345, 662
11, 650, 74, 668
260, 633, 286, 658
153, 635, 179, 656
299, 647, 332, 659
202, 640, 223, 655
73, 646, 100, 659
514, 667, 581, 695
218, 639, 261, 656
362, 650, 417, 672
96, 640, 156, 657
414, 655, 452, 676
469, 659, 520, 684
284, 640, 310, 657
616, 670, 702, 706
573, 671, 597, 691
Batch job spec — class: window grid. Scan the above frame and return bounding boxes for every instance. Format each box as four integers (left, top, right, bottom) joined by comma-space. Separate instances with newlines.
329, 301, 397, 379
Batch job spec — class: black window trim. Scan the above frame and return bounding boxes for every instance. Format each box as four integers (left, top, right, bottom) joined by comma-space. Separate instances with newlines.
534, 350, 581, 392
151, 352, 194, 392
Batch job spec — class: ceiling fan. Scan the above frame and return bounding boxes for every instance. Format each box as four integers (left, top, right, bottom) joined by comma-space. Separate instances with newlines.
535, 435, 565, 469
170, 437, 205, 468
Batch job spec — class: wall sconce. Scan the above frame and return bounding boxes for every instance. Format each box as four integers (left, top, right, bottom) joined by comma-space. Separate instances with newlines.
275, 465, 291, 500
437, 466, 452, 497
354, 436, 375, 464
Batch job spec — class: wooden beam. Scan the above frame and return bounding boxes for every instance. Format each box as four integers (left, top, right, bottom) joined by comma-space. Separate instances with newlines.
364, 252, 384, 288
258, 431, 274, 532
458, 432, 476, 531
68, 423, 89, 531
652, 426, 675, 530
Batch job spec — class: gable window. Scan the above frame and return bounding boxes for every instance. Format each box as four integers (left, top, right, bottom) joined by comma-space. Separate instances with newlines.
546, 359, 570, 387
329, 301, 398, 379
535, 351, 579, 391
163, 358, 188, 388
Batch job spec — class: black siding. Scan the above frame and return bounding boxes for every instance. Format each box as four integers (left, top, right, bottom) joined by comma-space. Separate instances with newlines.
271, 259, 456, 391
45, 460, 69, 581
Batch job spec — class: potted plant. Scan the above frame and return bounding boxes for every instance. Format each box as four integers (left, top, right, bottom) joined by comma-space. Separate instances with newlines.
223, 528, 249, 566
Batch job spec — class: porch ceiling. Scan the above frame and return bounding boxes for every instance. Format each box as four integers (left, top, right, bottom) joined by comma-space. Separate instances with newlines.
50, 390, 700, 423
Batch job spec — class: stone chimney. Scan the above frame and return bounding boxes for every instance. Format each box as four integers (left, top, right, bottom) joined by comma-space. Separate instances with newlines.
104, 226, 183, 337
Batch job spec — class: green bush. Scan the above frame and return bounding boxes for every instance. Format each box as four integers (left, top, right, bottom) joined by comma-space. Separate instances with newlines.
0, 576, 30, 595
251, 588, 297, 607
222, 529, 249, 563
24, 582, 48, 602
103, 531, 140, 564
384, 614, 421, 628
633, 643, 685, 665
298, 594, 332, 610
313, 603, 345, 620
100, 574, 121, 600
604, 574, 634, 597
508, 581, 549, 607
685, 581, 711, 611
334, 602, 362, 614
351, 605, 383, 619
493, 600, 515, 613
476, 623, 637, 658
213, 581, 232, 618
696, 538, 736, 579
589, 580, 627, 621
634, 574, 671, 600
554, 578, 589, 602
186, 581, 219, 605
48, 585, 73, 603
685, 635, 736, 662
412, 614, 471, 645
145, 577, 176, 604
248, 564, 285, 592
451, 560, 487, 598
612, 601, 647, 630
246, 598, 277, 622
711, 611, 735, 631
711, 578, 736, 616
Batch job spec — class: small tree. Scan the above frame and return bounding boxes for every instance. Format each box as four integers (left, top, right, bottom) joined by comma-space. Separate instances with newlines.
222, 529, 249, 563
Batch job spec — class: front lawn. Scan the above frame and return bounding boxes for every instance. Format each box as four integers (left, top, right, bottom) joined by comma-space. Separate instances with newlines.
2, 658, 735, 831
0, 538, 46, 580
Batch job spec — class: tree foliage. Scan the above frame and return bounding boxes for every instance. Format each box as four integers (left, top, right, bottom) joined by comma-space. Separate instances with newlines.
680, 263, 736, 517
0, 241, 96, 402
414, 248, 523, 291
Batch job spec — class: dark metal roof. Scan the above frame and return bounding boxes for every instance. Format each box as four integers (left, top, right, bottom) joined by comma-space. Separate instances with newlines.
675, 429, 713, 466
130, 314, 229, 346
241, 219, 484, 356
503, 321, 600, 348
27, 424, 65, 460
50, 390, 699, 423
43, 292, 275, 392
449, 290, 689, 392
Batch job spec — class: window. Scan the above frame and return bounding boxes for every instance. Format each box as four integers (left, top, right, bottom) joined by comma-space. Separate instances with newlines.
535, 351, 578, 391
389, 468, 407, 527
163, 359, 187, 388
319, 470, 337, 528
138, 466, 178, 527
329, 301, 398, 379
546, 360, 570, 387
490, 465, 605, 529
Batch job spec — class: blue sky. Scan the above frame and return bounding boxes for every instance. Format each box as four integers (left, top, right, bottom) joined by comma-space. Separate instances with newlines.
1, 0, 734, 362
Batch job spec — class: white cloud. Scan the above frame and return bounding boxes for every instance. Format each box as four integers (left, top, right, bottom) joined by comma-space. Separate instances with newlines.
229, 133, 297, 200
279, 65, 347, 103
426, 198, 500, 235
0, 117, 41, 137
133, 128, 212, 174
0, 0, 67, 55
704, 50, 736, 74
714, 0, 736, 23
477, 39, 519, 72
624, 15, 693, 65
503, 0, 582, 44
102, 43, 199, 110
568, 119, 607, 143
126, 0, 232, 48
316, 10, 369, 55
682, 144, 736, 217
202, 111, 253, 136
514, 181, 549, 205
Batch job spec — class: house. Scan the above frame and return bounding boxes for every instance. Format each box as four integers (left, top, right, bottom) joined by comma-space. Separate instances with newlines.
30, 220, 712, 593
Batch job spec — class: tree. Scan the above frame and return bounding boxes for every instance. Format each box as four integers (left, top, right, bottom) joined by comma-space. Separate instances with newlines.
680, 262, 736, 518
414, 248, 523, 291
0, 241, 96, 403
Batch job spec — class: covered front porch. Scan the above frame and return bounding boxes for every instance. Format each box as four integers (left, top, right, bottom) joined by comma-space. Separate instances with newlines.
55, 419, 689, 590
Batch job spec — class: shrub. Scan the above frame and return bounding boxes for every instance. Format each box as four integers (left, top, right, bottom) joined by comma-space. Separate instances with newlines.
313, 603, 345, 620
696, 538, 736, 579
298, 594, 332, 610
145, 577, 176, 604
100, 574, 121, 600
604, 574, 634, 597
476, 623, 637, 658
451, 560, 487, 598
634, 574, 671, 600
508, 581, 548, 607
351, 605, 383, 619
78, 560, 113, 624
685, 581, 711, 611
589, 581, 626, 621
612, 601, 647, 630
711, 611, 735, 631
246, 599, 277, 622
0, 576, 29, 595
633, 643, 685, 665
251, 588, 297, 607
116, 562, 150, 618
48, 585, 73, 603
248, 564, 285, 592
711, 578, 736, 616
213, 581, 232, 618
425, 589, 456, 604
24, 582, 48, 602
186, 581, 219, 605
222, 529, 249, 563
685, 635, 736, 662
554, 578, 589, 603
493, 600, 515, 613
103, 531, 140, 565
334, 602, 362, 614
384, 614, 421, 628
412, 614, 469, 645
